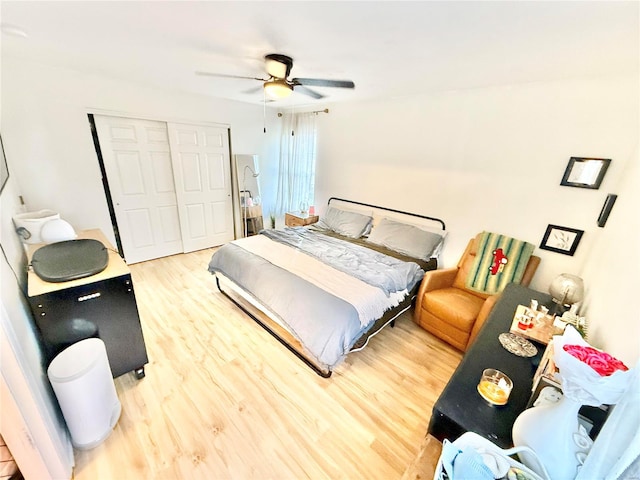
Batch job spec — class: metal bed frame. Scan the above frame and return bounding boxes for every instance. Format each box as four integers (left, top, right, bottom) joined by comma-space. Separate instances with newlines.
214, 197, 446, 377
327, 197, 446, 230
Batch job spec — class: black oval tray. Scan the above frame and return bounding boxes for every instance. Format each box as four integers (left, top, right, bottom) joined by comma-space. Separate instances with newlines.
31, 239, 109, 283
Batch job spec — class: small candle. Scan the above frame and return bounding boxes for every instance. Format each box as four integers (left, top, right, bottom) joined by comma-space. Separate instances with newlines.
517, 314, 533, 330
477, 369, 513, 406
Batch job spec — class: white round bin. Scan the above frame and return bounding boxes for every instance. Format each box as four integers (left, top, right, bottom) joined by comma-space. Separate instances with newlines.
47, 338, 121, 450
12, 210, 60, 244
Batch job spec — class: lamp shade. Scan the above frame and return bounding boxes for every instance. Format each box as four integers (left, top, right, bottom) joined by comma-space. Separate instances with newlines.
549, 273, 584, 306
265, 59, 288, 79
264, 80, 293, 99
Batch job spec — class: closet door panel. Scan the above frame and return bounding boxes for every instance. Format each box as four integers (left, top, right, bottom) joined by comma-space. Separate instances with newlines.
94, 115, 184, 263
126, 209, 153, 248
211, 201, 230, 233
168, 123, 234, 252
185, 203, 207, 238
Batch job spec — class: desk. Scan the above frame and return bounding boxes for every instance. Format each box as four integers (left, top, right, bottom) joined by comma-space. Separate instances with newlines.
428, 284, 553, 448
27, 229, 149, 379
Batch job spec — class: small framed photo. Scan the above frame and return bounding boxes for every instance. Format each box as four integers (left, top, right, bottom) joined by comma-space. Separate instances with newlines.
540, 224, 584, 256
560, 157, 611, 189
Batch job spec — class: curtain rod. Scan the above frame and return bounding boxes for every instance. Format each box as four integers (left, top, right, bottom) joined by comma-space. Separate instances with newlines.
277, 108, 329, 117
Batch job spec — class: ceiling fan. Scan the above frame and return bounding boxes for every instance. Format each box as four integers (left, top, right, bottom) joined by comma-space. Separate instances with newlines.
196, 53, 355, 100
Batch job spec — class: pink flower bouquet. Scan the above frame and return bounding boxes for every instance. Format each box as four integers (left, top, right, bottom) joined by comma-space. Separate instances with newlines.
562, 344, 628, 377
553, 326, 633, 406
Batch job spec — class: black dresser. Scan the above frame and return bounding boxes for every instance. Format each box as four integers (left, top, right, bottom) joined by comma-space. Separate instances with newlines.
27, 229, 148, 379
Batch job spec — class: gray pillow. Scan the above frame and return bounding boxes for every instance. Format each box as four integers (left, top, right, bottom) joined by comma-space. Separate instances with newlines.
316, 207, 373, 238
366, 218, 444, 260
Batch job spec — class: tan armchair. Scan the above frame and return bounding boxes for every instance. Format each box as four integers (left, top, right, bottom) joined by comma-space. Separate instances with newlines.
414, 233, 540, 351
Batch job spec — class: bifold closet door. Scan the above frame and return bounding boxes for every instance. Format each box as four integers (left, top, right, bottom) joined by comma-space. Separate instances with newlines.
167, 123, 234, 253
94, 116, 183, 264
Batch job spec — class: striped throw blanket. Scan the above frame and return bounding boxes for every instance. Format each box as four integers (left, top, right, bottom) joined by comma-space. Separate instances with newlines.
465, 232, 534, 295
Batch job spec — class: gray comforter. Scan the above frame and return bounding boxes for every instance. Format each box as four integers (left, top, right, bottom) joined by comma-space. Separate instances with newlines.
208, 229, 425, 371
261, 228, 424, 295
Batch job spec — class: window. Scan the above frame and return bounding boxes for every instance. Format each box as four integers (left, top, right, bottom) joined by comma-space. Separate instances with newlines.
275, 112, 317, 215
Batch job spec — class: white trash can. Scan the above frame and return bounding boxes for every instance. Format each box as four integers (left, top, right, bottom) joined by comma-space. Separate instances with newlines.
47, 338, 121, 449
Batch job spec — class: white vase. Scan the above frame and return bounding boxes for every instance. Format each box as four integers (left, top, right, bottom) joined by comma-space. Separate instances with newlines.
512, 394, 593, 480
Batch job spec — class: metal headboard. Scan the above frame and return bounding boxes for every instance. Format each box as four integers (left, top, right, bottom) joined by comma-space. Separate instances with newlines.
327, 197, 446, 231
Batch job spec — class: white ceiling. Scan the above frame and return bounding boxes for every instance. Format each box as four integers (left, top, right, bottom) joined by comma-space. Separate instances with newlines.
1, 1, 638, 108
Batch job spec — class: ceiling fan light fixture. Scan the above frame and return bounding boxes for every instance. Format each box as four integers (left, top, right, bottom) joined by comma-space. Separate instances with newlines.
264, 80, 293, 99
264, 53, 293, 78
265, 58, 288, 79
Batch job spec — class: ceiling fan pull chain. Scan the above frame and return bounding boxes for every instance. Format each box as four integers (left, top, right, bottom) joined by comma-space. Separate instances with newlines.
263, 88, 267, 133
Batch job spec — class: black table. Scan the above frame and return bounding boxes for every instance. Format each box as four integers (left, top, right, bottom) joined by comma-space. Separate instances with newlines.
428, 283, 553, 449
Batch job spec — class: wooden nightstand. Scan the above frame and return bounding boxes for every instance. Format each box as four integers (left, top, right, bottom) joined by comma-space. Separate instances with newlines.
285, 212, 319, 227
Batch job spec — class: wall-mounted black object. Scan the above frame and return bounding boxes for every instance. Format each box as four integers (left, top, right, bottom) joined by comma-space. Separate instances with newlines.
597, 194, 618, 227
560, 157, 611, 189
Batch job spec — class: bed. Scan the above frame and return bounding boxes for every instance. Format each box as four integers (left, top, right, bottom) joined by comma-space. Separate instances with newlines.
208, 197, 446, 377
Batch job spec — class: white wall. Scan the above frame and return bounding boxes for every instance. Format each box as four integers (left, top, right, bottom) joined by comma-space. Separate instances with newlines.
580, 146, 639, 365
314, 75, 639, 365
1, 57, 280, 248
0, 174, 74, 478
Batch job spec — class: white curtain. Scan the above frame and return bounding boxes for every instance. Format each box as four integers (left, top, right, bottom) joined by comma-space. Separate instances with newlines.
275, 112, 317, 215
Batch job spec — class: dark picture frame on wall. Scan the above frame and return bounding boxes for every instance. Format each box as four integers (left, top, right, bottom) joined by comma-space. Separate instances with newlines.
540, 224, 584, 256
0, 134, 8, 194
560, 157, 611, 189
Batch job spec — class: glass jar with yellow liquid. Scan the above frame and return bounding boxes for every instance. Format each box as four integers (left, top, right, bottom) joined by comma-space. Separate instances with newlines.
477, 369, 513, 406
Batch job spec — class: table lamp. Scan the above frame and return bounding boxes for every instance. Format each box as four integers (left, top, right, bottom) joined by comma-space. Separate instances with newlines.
549, 273, 584, 314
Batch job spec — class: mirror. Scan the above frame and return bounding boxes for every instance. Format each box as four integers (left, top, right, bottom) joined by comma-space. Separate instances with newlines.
235, 154, 263, 236
235, 154, 261, 206
560, 157, 611, 189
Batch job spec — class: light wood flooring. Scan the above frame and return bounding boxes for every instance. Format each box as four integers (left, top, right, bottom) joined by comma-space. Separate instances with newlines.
73, 248, 462, 479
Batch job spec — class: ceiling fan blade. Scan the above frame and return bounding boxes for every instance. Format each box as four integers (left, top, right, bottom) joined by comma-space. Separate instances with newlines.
293, 85, 325, 99
292, 78, 355, 89
196, 71, 265, 81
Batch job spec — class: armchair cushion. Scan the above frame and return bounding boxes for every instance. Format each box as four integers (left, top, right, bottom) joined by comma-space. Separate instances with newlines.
422, 288, 485, 332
